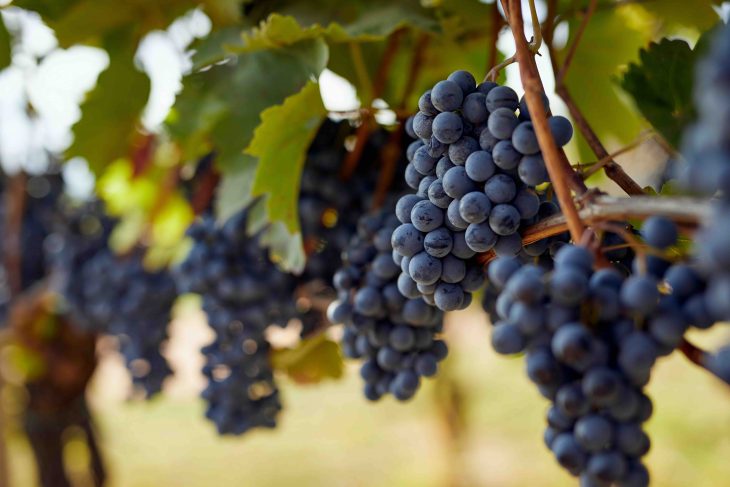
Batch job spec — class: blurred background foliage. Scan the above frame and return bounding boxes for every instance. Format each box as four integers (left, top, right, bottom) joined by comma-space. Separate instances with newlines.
0, 0, 729, 486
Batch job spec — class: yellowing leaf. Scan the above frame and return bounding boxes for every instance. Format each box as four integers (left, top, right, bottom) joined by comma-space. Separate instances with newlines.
271, 334, 344, 385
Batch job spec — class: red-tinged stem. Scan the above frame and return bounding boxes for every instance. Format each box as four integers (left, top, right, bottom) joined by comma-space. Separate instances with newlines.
508, 0, 585, 243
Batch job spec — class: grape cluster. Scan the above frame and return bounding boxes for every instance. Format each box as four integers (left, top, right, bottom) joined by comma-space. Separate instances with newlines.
395, 70, 573, 311
0, 173, 68, 324
489, 246, 655, 485
175, 120, 407, 431
328, 204, 450, 401
679, 22, 730, 368
484, 209, 730, 485
57, 211, 177, 396
175, 209, 298, 434
679, 22, 730, 198
299, 120, 398, 284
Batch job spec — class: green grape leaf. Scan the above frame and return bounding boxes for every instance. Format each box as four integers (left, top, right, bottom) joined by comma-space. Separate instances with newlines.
271, 334, 344, 384
69, 31, 150, 175
0, 15, 11, 70
190, 26, 246, 70
170, 38, 328, 262
247, 81, 326, 272
620, 38, 696, 149
558, 7, 650, 159
638, 0, 720, 31
243, 0, 438, 39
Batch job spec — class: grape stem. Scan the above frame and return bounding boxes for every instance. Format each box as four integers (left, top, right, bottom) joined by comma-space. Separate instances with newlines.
484, 0, 541, 82
554, 0, 597, 87
484, 55, 516, 82
399, 33, 430, 111
341, 30, 404, 180
349, 42, 373, 103
507, 0, 586, 243
0, 177, 36, 487
191, 157, 221, 216
476, 195, 711, 266
544, 0, 645, 196
372, 128, 403, 210
578, 132, 654, 178
486, 1, 505, 77
522, 195, 710, 244
676, 340, 728, 390
678, 339, 710, 372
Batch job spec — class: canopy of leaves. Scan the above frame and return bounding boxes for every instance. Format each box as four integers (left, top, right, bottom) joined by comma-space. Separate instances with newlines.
12, 0, 240, 46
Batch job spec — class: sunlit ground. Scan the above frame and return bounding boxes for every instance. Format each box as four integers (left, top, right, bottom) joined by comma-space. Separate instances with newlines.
5, 303, 730, 487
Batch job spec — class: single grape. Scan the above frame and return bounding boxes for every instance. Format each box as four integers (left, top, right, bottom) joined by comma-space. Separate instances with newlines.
484, 174, 517, 203
492, 140, 522, 170
512, 121, 540, 154
465, 221, 498, 252
427, 179, 452, 209
488, 107, 520, 139
423, 227, 453, 258
462, 92, 488, 124
418, 90, 438, 115
494, 233, 523, 257
431, 80, 464, 112
391, 223, 424, 257
641, 216, 678, 249
548, 115, 573, 147
512, 188, 540, 219
408, 252, 443, 285
413, 112, 434, 139
465, 150, 497, 182
518, 154, 549, 186
488, 204, 521, 236
459, 191, 492, 224
486, 85, 519, 112
412, 146, 438, 176
447, 70, 476, 95
432, 111, 464, 144
442, 166, 477, 199
492, 321, 526, 354
410, 200, 445, 233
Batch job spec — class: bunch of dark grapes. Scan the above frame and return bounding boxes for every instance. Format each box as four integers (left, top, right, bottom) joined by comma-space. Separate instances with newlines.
394, 70, 573, 311
0, 173, 67, 324
299, 120, 397, 283
679, 22, 730, 367
328, 203, 452, 401
174, 209, 298, 434
54, 206, 177, 396
679, 22, 730, 198
488, 245, 655, 486
484, 210, 730, 486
